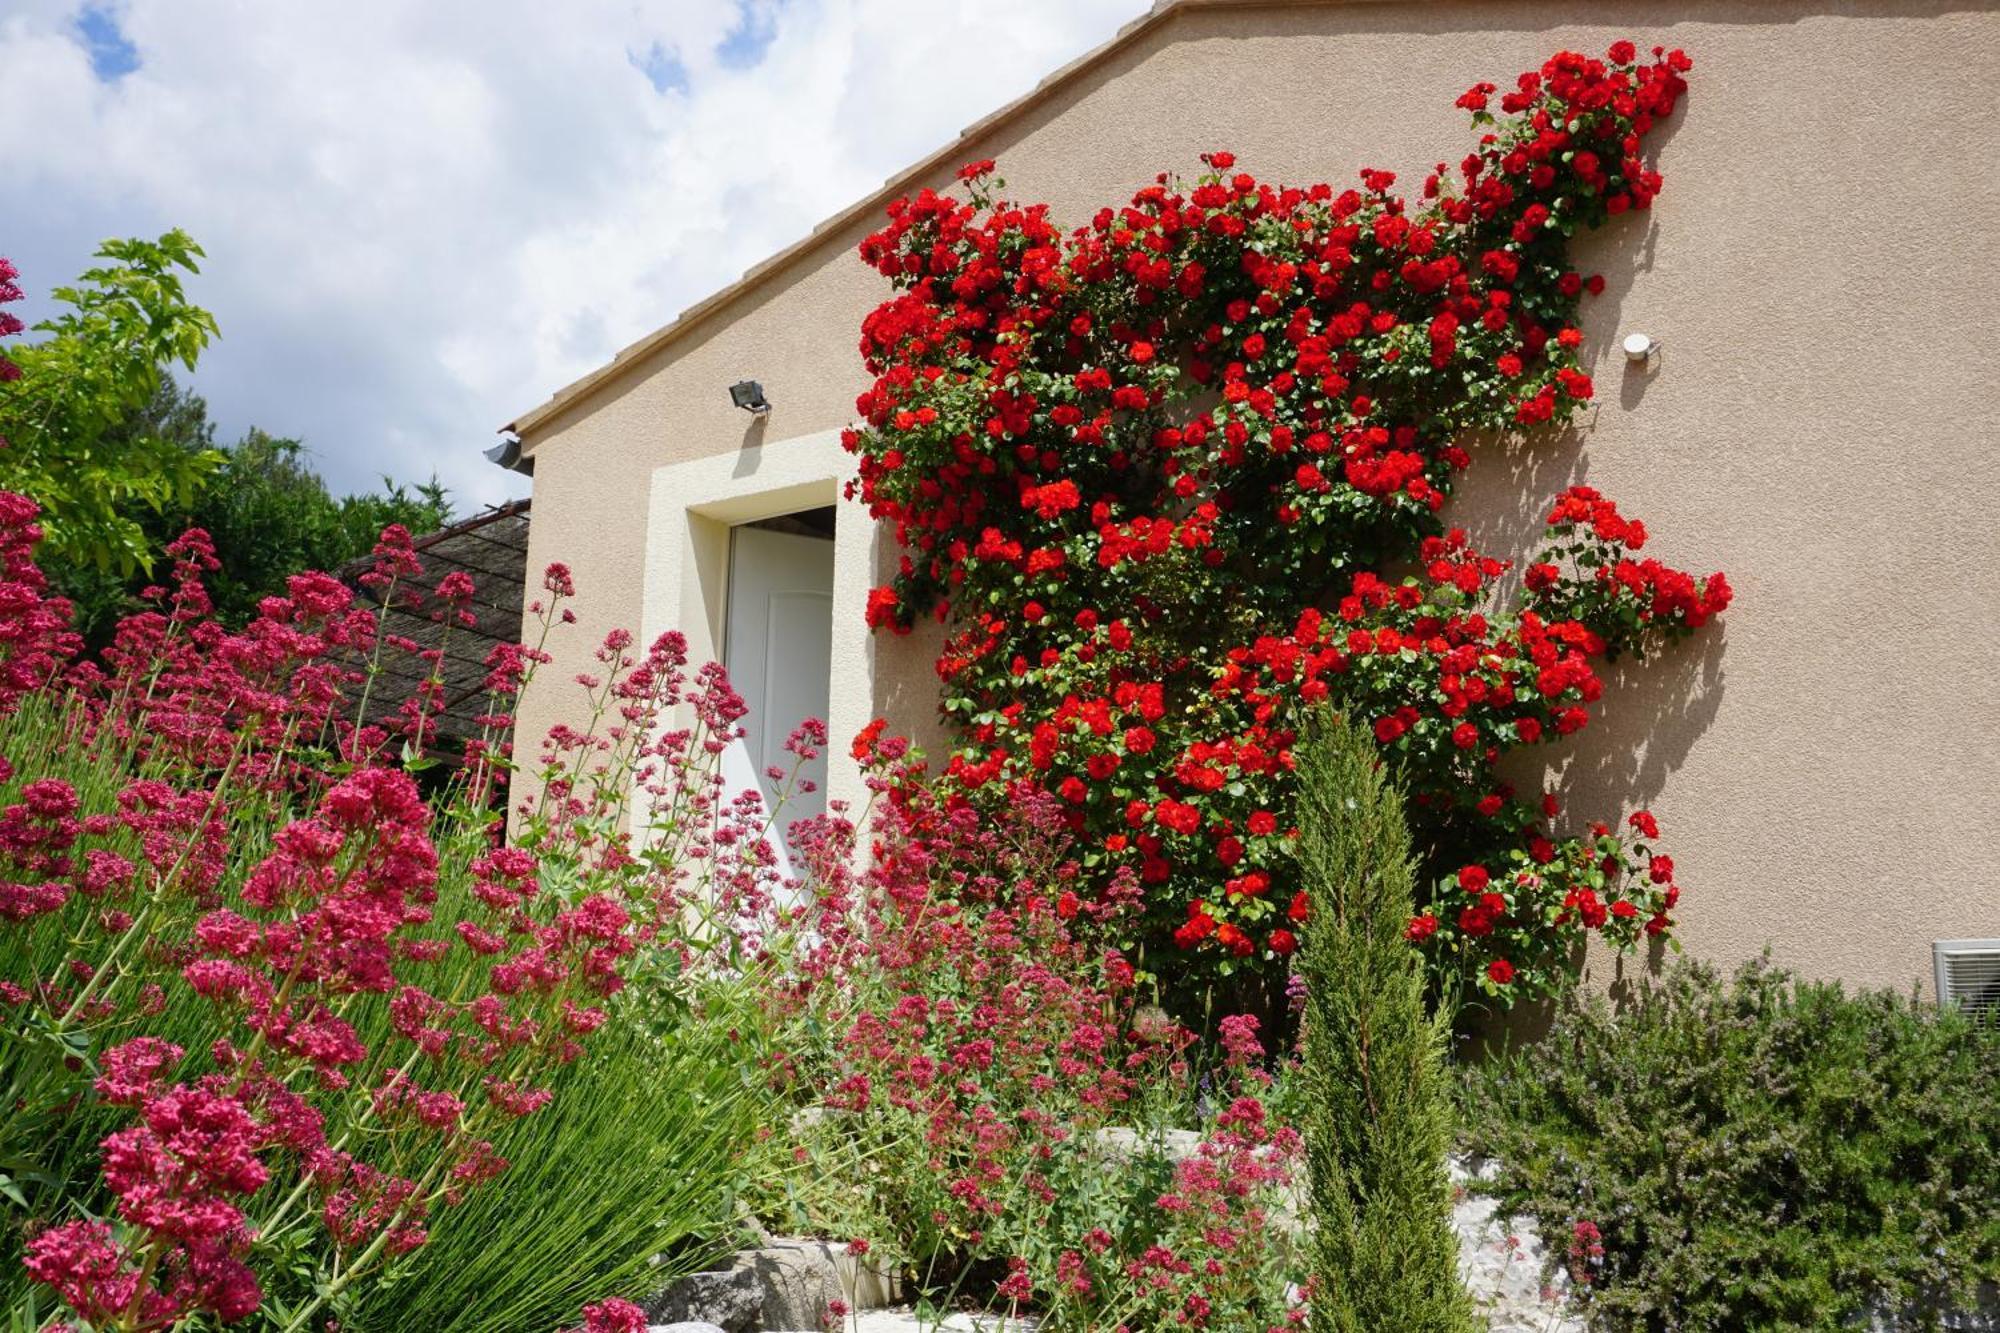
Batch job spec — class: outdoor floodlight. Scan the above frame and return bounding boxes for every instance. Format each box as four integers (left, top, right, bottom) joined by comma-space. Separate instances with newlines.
1622, 332, 1660, 364
729, 380, 772, 415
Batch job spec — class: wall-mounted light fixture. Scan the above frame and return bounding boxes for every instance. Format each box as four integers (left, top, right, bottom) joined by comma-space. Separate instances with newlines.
729, 380, 772, 415
1622, 332, 1660, 365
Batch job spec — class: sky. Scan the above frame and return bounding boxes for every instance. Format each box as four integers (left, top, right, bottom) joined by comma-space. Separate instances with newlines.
0, 0, 1145, 512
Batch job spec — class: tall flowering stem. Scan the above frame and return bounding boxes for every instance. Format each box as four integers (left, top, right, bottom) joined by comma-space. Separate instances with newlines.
0, 492, 763, 1330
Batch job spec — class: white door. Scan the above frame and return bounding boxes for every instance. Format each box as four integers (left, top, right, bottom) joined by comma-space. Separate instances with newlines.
722, 522, 834, 876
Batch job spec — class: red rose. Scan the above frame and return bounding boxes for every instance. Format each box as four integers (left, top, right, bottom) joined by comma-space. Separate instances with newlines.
1452, 722, 1479, 749
1174, 910, 1216, 948
1405, 913, 1439, 942
1023, 480, 1082, 519
1487, 958, 1516, 985
1268, 929, 1297, 956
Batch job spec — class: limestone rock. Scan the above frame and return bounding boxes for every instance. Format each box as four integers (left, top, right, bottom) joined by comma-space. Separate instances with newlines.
644, 1260, 762, 1333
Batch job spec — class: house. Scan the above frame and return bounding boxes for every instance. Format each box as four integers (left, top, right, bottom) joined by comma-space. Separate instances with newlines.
494, 0, 2000, 999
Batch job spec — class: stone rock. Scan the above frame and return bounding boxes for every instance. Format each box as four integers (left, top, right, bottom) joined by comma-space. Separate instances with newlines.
1088, 1125, 1203, 1164
644, 1260, 762, 1333
649, 1324, 727, 1333
843, 1311, 1040, 1331
647, 1236, 903, 1332
748, 1236, 902, 1328
1451, 1156, 1585, 1333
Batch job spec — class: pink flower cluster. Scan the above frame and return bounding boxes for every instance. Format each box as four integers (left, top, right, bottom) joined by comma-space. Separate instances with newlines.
0, 491, 750, 1330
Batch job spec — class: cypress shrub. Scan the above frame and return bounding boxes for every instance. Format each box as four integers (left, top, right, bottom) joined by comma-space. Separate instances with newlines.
1295, 711, 1476, 1333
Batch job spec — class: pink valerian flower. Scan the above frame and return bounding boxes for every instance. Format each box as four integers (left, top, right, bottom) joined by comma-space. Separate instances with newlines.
0, 494, 82, 710
28, 1077, 282, 1329
1568, 1218, 1606, 1284
359, 524, 423, 593
0, 509, 701, 1333
1218, 1013, 1266, 1070
319, 1156, 428, 1255
560, 1296, 649, 1333
371, 1070, 467, 1131
24, 1220, 164, 1329
0, 256, 23, 379
95, 1036, 185, 1106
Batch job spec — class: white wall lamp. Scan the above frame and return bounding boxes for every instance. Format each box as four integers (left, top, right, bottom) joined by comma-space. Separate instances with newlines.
729, 379, 772, 416
1622, 332, 1661, 366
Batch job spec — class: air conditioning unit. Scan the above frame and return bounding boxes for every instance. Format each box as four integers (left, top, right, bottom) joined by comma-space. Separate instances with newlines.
1933, 940, 2000, 1021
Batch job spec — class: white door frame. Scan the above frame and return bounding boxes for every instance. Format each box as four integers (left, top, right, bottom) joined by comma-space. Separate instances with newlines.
639, 428, 876, 846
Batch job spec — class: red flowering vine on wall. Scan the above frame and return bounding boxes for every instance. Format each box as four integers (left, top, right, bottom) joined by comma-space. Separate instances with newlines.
844, 42, 1727, 1002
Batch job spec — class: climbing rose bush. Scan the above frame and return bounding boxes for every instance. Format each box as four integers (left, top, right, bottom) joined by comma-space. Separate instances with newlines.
844, 42, 1727, 1001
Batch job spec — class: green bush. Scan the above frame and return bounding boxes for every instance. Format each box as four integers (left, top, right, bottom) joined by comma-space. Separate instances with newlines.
1294, 713, 1476, 1333
1458, 956, 2000, 1331
0, 682, 756, 1331
348, 994, 756, 1333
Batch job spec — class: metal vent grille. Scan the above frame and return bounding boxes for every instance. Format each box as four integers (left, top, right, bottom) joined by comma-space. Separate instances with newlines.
1934, 940, 2000, 1021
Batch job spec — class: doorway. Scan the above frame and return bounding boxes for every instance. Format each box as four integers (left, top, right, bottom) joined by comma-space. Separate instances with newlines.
721, 506, 835, 868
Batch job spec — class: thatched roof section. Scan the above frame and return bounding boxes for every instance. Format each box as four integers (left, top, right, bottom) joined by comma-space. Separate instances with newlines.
340, 499, 531, 758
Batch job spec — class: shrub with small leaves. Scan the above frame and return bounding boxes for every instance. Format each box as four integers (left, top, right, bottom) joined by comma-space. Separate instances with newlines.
1458, 956, 2000, 1331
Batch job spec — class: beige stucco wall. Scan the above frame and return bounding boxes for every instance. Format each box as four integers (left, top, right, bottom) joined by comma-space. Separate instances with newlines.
512, 0, 2000, 997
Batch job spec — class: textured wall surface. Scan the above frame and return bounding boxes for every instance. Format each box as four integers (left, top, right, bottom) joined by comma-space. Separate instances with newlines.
510, 0, 2000, 997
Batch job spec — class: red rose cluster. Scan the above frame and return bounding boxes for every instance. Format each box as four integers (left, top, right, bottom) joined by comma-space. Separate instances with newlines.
845, 43, 1722, 1000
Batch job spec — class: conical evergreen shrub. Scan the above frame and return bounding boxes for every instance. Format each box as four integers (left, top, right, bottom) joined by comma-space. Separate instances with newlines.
1295, 711, 1477, 1333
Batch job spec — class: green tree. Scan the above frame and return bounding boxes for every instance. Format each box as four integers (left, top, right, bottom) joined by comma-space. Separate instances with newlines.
1295, 711, 1476, 1333
43, 378, 453, 644
0, 231, 223, 570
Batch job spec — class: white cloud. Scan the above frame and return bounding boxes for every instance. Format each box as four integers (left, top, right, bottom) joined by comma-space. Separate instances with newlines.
0, 0, 1143, 509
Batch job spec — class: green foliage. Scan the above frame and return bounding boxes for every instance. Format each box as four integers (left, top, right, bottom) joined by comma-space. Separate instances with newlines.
0, 691, 751, 1328
150, 426, 451, 625
1293, 711, 1476, 1333
44, 381, 452, 644
1458, 956, 2000, 1331
348, 993, 755, 1333
0, 231, 223, 571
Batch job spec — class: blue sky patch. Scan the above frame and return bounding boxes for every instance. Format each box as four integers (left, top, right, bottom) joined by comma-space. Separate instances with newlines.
717, 1, 780, 70
630, 41, 689, 94
74, 4, 140, 80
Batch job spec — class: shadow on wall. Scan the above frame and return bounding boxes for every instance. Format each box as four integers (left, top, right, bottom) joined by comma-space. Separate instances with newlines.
1552, 626, 1730, 823
1462, 629, 1726, 1053
1447, 181, 1670, 562
864, 514, 957, 770
732, 411, 769, 477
